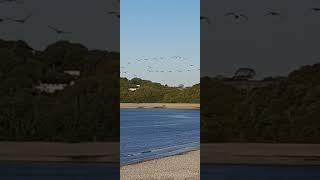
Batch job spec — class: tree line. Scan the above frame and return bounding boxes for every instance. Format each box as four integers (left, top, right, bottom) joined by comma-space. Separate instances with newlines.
202, 63, 320, 143
120, 78, 200, 103
0, 39, 119, 142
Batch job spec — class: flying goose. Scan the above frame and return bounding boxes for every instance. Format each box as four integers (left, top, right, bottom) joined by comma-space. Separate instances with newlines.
201, 16, 211, 24
225, 12, 248, 20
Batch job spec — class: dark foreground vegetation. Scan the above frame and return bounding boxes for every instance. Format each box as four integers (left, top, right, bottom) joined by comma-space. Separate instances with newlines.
0, 39, 119, 142
120, 78, 200, 103
202, 63, 320, 143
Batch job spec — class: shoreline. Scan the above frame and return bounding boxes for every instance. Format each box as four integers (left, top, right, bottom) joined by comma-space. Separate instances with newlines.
0, 142, 119, 163
121, 147, 200, 166
0, 142, 320, 166
120, 103, 200, 109
121, 150, 200, 180
201, 143, 320, 165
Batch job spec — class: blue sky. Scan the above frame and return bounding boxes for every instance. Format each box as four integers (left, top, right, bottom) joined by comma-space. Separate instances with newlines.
121, 0, 200, 86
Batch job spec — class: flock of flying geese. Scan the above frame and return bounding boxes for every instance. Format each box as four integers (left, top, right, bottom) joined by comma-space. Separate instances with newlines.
0, 0, 120, 38
121, 56, 199, 78
8, 1, 320, 77
201, 8, 320, 24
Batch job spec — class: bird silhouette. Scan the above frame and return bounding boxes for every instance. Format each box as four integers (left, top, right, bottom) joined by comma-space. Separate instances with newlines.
48, 26, 71, 34
265, 11, 280, 16
225, 12, 248, 20
7, 13, 32, 24
108, 11, 120, 19
306, 8, 320, 15
201, 16, 211, 24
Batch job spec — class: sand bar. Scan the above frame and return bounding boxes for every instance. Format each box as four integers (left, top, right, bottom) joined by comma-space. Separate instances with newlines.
120, 103, 200, 109
202, 143, 320, 165
0, 142, 119, 162
121, 150, 200, 180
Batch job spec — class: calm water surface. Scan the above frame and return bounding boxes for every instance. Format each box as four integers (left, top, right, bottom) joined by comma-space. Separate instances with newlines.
120, 108, 200, 165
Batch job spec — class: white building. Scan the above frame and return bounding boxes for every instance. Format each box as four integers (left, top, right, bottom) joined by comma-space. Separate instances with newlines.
128, 88, 137, 92
128, 85, 141, 92
63, 70, 81, 77
34, 81, 74, 93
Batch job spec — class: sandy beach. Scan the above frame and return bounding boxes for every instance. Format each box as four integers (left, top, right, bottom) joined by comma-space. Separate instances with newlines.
120, 103, 200, 109
121, 150, 200, 180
